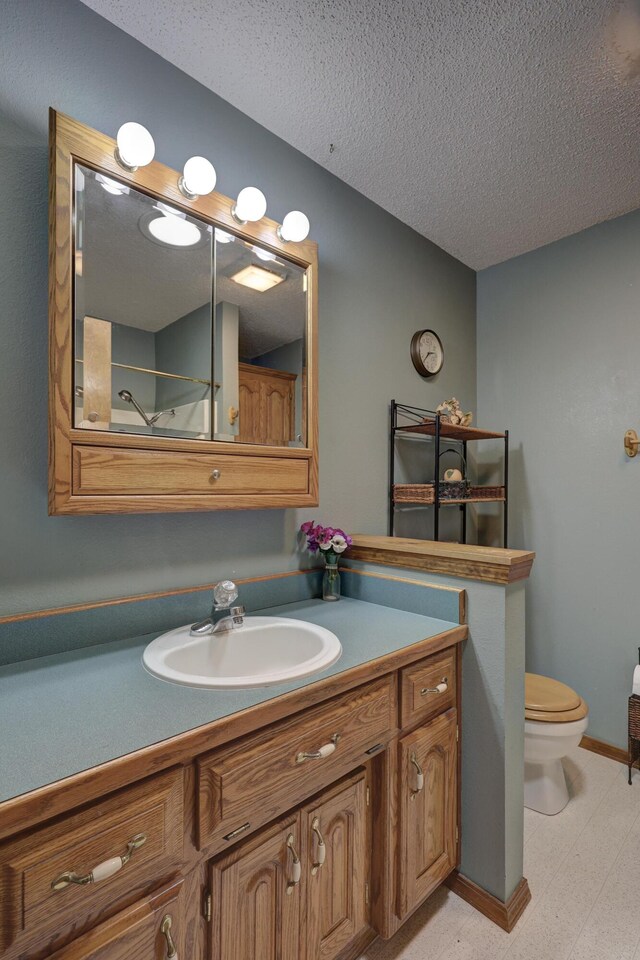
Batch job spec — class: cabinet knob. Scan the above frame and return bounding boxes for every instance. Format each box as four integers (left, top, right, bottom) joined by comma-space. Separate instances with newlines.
286, 834, 301, 894
311, 817, 326, 875
160, 914, 178, 959
51, 833, 147, 890
421, 677, 448, 696
211, 469, 221, 480
410, 753, 424, 795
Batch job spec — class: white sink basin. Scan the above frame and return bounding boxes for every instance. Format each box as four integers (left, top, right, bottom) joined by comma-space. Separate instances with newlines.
142, 616, 342, 689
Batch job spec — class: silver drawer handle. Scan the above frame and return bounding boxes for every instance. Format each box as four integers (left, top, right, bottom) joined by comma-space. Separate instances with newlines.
161, 914, 178, 960
296, 733, 340, 764
410, 753, 424, 795
286, 834, 301, 894
211, 469, 221, 480
421, 677, 448, 696
51, 833, 147, 891
311, 817, 326, 875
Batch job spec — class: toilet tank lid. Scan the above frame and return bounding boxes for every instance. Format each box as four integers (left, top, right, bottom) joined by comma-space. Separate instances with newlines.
525, 673, 581, 713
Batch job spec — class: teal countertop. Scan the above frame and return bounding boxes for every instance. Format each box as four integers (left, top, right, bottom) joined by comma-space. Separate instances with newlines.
0, 597, 458, 805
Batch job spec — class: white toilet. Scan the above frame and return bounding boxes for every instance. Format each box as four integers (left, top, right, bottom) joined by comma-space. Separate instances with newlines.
524, 673, 589, 815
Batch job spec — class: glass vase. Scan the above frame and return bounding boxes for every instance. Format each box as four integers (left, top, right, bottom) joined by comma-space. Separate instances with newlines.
322, 562, 341, 601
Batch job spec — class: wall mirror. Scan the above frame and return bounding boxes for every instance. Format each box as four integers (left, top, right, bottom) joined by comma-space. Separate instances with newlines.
50, 110, 317, 514
74, 167, 308, 448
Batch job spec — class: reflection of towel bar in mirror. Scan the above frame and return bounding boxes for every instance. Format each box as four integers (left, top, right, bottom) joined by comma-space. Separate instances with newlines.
74, 357, 219, 390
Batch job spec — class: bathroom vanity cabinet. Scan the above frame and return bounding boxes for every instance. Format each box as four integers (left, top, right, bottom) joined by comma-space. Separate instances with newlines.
0, 630, 463, 960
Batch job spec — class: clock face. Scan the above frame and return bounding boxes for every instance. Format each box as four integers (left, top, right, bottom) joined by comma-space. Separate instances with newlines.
410, 329, 444, 377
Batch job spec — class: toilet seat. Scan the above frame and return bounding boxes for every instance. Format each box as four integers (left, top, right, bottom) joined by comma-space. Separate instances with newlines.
525, 673, 589, 723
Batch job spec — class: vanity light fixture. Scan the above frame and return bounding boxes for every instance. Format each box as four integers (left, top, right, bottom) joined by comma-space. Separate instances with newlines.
277, 210, 310, 243
231, 187, 267, 224
231, 264, 285, 292
114, 122, 155, 172
178, 156, 217, 200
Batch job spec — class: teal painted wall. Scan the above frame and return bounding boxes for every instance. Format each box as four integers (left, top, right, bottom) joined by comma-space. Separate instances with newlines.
0, 0, 476, 617
477, 208, 640, 750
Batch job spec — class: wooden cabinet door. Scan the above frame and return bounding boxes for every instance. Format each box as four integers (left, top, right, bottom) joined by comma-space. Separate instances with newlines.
397, 709, 458, 919
262, 377, 294, 445
302, 772, 369, 960
47, 879, 183, 960
208, 814, 301, 960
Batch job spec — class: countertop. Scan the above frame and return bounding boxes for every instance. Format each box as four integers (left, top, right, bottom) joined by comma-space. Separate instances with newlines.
0, 597, 459, 804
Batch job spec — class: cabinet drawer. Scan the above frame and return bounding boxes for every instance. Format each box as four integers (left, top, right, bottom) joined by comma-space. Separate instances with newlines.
0, 768, 183, 954
197, 675, 396, 852
400, 648, 457, 728
47, 878, 183, 960
72, 446, 309, 496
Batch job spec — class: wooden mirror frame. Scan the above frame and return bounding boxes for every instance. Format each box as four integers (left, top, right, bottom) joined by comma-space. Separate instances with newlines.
49, 110, 318, 515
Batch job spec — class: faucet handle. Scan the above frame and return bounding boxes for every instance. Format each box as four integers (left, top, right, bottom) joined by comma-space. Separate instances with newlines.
213, 580, 238, 608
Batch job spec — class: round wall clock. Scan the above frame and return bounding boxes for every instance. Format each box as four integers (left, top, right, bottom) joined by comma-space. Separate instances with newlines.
410, 329, 444, 377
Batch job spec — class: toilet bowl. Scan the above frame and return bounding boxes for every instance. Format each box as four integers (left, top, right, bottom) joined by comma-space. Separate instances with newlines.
524, 673, 588, 815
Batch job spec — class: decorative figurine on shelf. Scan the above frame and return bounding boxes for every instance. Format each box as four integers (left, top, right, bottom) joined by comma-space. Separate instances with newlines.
434, 397, 473, 427
300, 521, 353, 601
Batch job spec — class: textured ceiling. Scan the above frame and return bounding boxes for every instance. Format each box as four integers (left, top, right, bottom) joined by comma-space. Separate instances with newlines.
81, 0, 640, 268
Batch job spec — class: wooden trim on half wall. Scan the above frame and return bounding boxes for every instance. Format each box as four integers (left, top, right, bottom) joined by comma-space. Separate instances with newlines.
580, 734, 629, 765
347, 536, 535, 585
446, 872, 531, 933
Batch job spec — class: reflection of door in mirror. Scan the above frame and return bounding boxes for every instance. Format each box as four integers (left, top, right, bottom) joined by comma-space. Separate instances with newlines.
74, 165, 214, 440
214, 230, 307, 447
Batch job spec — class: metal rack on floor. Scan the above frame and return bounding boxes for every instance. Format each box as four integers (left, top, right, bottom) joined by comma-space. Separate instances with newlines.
389, 400, 509, 546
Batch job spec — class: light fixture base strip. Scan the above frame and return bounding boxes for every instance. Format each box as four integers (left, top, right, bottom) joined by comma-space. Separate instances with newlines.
113, 146, 138, 173
178, 176, 198, 201
231, 205, 248, 226
276, 225, 287, 242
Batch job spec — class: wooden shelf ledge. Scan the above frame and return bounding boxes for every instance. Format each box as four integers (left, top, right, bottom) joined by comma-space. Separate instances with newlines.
347, 535, 535, 585
397, 420, 505, 441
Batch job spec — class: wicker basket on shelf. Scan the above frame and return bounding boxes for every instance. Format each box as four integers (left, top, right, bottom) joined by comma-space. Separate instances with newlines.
438, 448, 470, 500
629, 694, 640, 784
393, 484, 437, 503
392, 483, 506, 504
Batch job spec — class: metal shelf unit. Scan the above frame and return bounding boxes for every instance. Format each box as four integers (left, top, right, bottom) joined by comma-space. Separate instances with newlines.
389, 400, 509, 546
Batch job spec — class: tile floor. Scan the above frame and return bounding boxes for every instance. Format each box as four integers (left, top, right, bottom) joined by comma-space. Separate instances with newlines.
360, 746, 640, 960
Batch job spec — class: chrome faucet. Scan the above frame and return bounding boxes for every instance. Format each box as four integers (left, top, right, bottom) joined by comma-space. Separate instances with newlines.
190, 580, 245, 637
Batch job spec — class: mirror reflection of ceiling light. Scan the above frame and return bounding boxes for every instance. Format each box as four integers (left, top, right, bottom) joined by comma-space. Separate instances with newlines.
232, 187, 267, 224
179, 156, 217, 200
277, 210, 310, 243
231, 264, 285, 292
114, 122, 155, 171
147, 214, 202, 247
96, 173, 130, 196
215, 228, 235, 243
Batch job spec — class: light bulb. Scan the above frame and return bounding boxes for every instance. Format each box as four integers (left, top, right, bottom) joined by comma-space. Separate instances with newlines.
179, 156, 217, 199
232, 186, 267, 224
277, 210, 310, 243
253, 245, 276, 262
96, 174, 129, 196
115, 122, 155, 171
